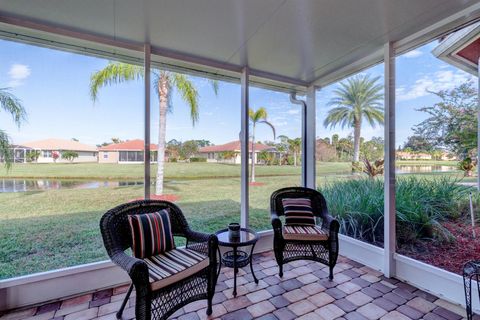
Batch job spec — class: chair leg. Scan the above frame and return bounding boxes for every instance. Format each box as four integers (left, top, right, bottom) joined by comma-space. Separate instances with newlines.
116, 284, 133, 319
329, 265, 334, 281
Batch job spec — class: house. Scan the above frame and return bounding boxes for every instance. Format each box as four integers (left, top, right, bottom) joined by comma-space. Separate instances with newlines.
98, 139, 158, 163
198, 140, 274, 164
396, 151, 432, 160
21, 139, 97, 163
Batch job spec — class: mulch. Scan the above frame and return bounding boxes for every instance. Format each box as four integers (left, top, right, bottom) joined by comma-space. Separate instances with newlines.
398, 220, 480, 275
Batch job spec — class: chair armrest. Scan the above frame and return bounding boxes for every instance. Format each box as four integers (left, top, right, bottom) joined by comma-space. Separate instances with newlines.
110, 251, 149, 286
271, 211, 282, 230
185, 230, 218, 261
322, 215, 340, 235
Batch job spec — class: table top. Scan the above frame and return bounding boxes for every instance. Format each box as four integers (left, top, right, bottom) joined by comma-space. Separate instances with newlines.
215, 227, 258, 247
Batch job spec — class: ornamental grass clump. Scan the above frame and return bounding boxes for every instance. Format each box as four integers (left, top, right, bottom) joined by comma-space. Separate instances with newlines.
319, 176, 472, 246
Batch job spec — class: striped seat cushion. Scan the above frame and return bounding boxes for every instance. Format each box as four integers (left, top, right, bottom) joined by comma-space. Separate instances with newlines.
128, 209, 175, 259
282, 198, 316, 226
283, 225, 329, 241
145, 248, 209, 290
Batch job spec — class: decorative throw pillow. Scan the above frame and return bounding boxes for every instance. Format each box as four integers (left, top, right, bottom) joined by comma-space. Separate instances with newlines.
282, 198, 316, 226
128, 209, 175, 258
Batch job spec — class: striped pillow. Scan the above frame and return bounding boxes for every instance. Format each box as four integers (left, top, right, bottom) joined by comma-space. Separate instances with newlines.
282, 198, 315, 226
128, 209, 175, 258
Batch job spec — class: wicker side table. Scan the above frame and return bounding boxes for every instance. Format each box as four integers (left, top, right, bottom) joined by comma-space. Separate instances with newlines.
215, 227, 259, 297
463, 260, 480, 320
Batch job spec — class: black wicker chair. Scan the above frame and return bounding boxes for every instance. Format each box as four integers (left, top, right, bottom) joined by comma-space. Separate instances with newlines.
100, 200, 218, 320
271, 187, 340, 280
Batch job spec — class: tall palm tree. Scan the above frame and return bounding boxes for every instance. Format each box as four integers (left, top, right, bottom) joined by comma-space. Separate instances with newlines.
324, 74, 384, 163
1, 88, 27, 168
278, 135, 301, 166
249, 107, 275, 182
90, 62, 218, 195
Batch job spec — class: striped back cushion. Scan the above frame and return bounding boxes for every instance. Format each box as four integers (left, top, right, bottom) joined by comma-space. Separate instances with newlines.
128, 209, 175, 258
282, 198, 315, 226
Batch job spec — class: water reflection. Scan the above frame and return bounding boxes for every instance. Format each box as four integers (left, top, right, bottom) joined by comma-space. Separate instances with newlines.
396, 165, 457, 174
0, 179, 144, 193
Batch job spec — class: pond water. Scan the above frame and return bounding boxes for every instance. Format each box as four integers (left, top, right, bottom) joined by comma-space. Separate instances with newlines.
396, 165, 458, 174
0, 179, 143, 193
0, 164, 459, 193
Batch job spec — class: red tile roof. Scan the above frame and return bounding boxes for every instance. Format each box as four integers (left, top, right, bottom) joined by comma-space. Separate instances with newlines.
98, 139, 158, 151
199, 140, 273, 153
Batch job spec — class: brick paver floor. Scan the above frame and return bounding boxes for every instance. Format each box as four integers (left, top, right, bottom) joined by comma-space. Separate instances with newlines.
0, 251, 473, 320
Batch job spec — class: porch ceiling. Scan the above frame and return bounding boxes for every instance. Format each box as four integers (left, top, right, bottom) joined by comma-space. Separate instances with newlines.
0, 0, 479, 91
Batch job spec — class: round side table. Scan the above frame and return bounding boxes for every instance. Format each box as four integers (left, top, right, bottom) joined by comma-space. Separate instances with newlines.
215, 227, 259, 297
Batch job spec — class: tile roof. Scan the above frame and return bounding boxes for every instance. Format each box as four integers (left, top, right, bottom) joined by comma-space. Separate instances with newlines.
98, 139, 158, 151
199, 140, 273, 153
22, 139, 97, 152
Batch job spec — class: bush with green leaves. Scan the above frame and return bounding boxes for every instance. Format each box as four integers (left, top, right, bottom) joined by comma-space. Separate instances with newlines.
189, 157, 207, 162
61, 150, 79, 163
319, 176, 472, 245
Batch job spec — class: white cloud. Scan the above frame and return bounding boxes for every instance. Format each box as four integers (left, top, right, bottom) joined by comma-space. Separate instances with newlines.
396, 69, 474, 102
285, 109, 300, 115
7, 64, 31, 87
402, 50, 423, 58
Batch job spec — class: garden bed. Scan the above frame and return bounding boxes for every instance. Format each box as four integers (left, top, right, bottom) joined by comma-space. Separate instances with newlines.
398, 220, 480, 275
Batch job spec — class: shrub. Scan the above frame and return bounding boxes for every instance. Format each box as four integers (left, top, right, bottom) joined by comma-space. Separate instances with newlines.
189, 157, 207, 162
319, 176, 471, 245
170, 157, 177, 162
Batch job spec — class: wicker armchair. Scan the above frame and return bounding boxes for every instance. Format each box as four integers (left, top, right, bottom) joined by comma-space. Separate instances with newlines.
100, 200, 218, 320
271, 187, 339, 280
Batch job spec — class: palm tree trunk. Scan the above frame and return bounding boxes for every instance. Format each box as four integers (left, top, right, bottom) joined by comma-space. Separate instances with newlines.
156, 75, 168, 195
293, 151, 297, 167
353, 121, 361, 163
250, 125, 256, 182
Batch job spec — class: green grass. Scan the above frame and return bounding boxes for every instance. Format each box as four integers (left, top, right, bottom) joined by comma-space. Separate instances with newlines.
0, 160, 465, 279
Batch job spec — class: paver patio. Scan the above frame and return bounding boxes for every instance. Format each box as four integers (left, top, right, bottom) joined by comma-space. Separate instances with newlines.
0, 251, 473, 320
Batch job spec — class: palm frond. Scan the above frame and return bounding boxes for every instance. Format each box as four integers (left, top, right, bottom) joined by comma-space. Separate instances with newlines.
0, 88, 27, 127
0, 130, 12, 169
173, 73, 199, 125
89, 62, 144, 101
258, 120, 276, 139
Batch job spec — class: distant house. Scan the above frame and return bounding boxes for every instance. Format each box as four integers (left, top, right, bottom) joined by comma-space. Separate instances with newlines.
396, 151, 457, 161
22, 139, 97, 163
98, 139, 158, 164
198, 140, 274, 164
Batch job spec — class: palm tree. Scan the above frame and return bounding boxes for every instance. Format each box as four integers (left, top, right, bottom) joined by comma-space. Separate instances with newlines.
90, 62, 218, 195
1, 88, 27, 168
324, 74, 384, 164
278, 135, 301, 166
249, 107, 275, 182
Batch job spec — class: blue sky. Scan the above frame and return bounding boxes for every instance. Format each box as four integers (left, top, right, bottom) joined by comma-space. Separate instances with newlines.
0, 38, 474, 148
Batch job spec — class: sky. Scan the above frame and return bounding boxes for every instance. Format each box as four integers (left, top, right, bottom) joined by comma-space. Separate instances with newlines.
0, 37, 475, 148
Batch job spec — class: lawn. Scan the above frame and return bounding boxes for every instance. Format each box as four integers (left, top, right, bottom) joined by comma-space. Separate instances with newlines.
0, 161, 355, 180
0, 160, 463, 279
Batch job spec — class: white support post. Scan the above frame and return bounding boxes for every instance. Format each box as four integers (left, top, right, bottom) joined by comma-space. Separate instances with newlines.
384, 42, 396, 277
144, 43, 151, 199
477, 58, 480, 191
305, 86, 317, 189
240, 67, 250, 228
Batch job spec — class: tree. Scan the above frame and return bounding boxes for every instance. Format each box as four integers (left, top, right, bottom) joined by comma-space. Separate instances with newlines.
220, 151, 236, 162
52, 151, 60, 163
324, 74, 384, 164
278, 135, 301, 166
414, 82, 477, 158
361, 136, 384, 161
90, 62, 218, 195
26, 150, 40, 163
0, 88, 27, 168
258, 150, 274, 165
249, 107, 275, 182
402, 135, 434, 152
61, 151, 79, 163
179, 140, 199, 160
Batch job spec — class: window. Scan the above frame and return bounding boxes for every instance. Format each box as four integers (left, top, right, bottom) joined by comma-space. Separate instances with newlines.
42, 150, 52, 158
316, 63, 385, 246
103, 153, 108, 159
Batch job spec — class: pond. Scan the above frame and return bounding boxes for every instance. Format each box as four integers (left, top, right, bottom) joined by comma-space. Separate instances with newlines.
396, 165, 458, 174
0, 179, 144, 193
